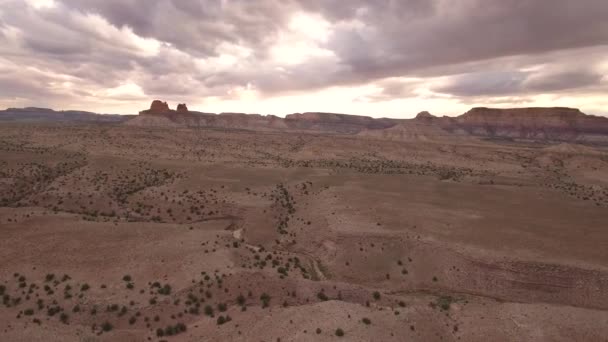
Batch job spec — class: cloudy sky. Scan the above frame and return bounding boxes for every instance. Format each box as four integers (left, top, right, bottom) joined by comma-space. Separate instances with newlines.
1, 0, 608, 117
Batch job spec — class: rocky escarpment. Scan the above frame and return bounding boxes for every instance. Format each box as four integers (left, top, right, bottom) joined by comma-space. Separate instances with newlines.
128, 101, 404, 132
434, 107, 608, 143
126, 101, 608, 144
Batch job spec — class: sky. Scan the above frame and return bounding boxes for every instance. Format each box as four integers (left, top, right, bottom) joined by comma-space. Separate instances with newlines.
0, 0, 607, 117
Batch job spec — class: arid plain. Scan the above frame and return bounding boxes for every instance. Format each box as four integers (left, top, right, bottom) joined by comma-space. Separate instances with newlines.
1, 114, 608, 341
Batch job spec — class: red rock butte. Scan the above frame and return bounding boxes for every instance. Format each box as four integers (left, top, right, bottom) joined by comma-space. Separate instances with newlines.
177, 104, 189, 113
140, 100, 188, 115
131, 101, 608, 143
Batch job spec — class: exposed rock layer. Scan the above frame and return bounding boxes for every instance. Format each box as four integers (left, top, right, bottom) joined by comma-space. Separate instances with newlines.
127, 101, 608, 144
4, 100, 608, 144
435, 107, 608, 143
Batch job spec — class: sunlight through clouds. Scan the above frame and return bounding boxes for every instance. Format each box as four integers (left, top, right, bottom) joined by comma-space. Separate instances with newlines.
0, 0, 607, 116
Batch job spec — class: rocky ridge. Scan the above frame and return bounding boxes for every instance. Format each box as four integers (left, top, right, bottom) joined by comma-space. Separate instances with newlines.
127, 101, 608, 144
4, 100, 607, 144
435, 107, 608, 143
0, 107, 132, 123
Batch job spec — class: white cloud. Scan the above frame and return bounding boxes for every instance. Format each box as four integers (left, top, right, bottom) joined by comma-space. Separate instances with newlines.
24, 0, 56, 10
270, 12, 335, 65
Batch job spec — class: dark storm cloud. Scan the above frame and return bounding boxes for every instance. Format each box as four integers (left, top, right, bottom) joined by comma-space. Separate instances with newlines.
436, 71, 529, 97
0, 0, 607, 108
59, 0, 295, 57
0, 75, 54, 98
299, 0, 437, 21
320, 0, 608, 81
435, 67, 606, 97
524, 70, 604, 93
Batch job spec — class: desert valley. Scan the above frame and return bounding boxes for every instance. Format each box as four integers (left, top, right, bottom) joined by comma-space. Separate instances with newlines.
0, 102, 607, 341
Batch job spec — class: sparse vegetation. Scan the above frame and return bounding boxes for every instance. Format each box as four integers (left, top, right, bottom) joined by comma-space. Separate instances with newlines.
260, 293, 271, 308
101, 322, 113, 332
217, 315, 232, 325
436, 296, 455, 311
0, 120, 606, 341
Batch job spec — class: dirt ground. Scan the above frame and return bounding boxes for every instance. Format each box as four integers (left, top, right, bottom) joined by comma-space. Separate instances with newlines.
1, 123, 607, 341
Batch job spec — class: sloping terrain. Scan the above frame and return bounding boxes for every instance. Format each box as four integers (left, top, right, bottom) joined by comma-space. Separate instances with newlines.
0, 123, 607, 341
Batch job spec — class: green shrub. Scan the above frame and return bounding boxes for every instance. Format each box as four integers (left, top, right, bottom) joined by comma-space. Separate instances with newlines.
335, 328, 345, 337
101, 322, 113, 332
217, 315, 232, 325
60, 313, 69, 324
164, 325, 176, 336
158, 284, 171, 295
260, 293, 271, 308
236, 294, 246, 306
437, 296, 454, 311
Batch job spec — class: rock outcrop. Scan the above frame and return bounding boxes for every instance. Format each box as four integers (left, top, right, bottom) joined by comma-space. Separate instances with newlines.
128, 104, 404, 133
430, 107, 608, 143
415, 111, 435, 120
177, 104, 189, 113
359, 121, 464, 142
126, 101, 608, 144
284, 112, 400, 133
142, 100, 171, 115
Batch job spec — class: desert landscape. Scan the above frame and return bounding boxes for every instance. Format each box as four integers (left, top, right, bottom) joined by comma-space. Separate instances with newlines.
1, 102, 608, 341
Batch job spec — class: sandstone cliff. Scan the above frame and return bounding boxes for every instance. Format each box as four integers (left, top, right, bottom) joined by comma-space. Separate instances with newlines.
433, 107, 608, 143
125, 101, 608, 144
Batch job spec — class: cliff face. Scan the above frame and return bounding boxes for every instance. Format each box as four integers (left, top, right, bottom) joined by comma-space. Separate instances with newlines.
129, 102, 404, 133
140, 100, 171, 115
126, 101, 608, 144
434, 107, 608, 142
176, 104, 189, 113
